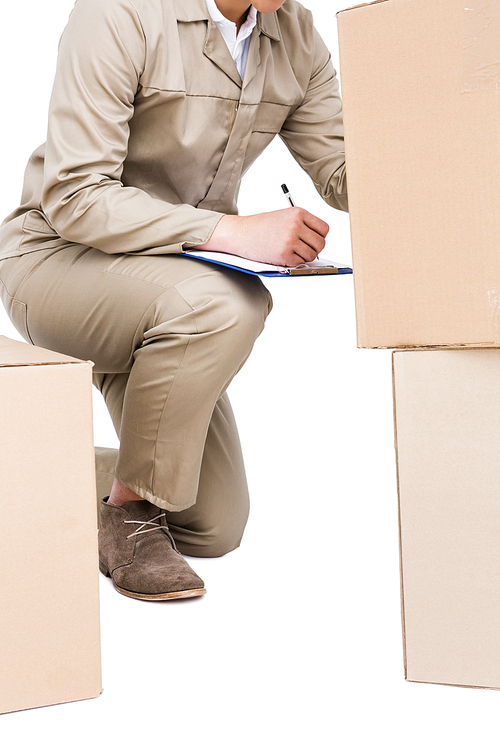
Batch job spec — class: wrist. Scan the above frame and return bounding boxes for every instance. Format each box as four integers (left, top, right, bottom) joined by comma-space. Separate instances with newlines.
193, 214, 246, 255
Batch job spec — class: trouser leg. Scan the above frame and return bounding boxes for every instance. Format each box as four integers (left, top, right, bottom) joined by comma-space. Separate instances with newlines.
94, 390, 249, 557
168, 391, 250, 557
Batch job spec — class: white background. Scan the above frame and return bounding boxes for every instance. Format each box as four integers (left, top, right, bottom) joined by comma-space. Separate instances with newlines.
1, 1, 499, 748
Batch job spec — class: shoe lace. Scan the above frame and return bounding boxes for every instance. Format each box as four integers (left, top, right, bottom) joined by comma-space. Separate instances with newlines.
124, 513, 167, 539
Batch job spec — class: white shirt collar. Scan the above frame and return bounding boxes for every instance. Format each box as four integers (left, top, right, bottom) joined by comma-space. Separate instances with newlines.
206, 0, 257, 78
206, 0, 257, 42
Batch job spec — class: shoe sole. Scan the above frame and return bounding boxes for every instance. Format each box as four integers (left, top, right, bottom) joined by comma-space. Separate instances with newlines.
99, 559, 206, 601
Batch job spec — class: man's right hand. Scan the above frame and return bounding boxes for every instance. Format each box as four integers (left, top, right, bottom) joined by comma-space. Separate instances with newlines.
193, 207, 329, 267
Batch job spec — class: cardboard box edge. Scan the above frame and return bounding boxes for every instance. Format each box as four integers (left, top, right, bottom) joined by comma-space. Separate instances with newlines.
358, 342, 500, 351
0, 687, 103, 716
405, 677, 500, 691
336, 0, 390, 16
392, 351, 408, 680
0, 335, 94, 367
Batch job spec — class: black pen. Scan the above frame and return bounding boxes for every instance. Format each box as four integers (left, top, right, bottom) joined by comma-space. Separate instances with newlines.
281, 183, 296, 208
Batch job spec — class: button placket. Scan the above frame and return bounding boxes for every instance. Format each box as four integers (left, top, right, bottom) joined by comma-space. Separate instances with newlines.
198, 30, 267, 211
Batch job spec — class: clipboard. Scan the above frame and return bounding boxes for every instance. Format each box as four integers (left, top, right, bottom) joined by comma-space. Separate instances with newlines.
180, 250, 352, 277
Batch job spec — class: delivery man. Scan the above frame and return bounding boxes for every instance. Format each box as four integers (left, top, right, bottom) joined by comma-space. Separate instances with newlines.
0, 0, 347, 600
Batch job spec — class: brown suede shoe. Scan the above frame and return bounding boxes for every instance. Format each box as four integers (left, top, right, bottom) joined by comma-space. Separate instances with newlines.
98, 498, 206, 601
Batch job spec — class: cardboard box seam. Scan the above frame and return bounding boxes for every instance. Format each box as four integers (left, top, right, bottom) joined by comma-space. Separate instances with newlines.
393, 345, 500, 353
359, 343, 500, 351
0, 360, 95, 368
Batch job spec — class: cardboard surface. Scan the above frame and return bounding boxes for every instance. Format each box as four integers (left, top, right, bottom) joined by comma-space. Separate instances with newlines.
337, 0, 500, 348
0, 337, 101, 713
393, 347, 500, 689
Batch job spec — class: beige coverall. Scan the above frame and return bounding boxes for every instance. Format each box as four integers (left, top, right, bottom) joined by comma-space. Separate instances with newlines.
0, 0, 347, 556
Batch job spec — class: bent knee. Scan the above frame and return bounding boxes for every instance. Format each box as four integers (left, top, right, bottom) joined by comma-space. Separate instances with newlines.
173, 267, 272, 343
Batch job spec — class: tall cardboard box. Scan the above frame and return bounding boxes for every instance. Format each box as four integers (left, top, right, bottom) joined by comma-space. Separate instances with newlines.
393, 347, 500, 689
0, 336, 101, 713
337, 0, 500, 349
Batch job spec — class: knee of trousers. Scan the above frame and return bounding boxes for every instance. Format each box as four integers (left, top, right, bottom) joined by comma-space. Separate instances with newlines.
152, 271, 273, 361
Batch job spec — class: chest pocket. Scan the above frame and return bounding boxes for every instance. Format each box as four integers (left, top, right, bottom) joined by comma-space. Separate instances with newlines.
251, 101, 293, 134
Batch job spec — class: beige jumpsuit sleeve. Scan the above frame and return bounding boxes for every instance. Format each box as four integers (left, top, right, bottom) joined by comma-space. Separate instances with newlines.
280, 27, 348, 213
41, 0, 224, 255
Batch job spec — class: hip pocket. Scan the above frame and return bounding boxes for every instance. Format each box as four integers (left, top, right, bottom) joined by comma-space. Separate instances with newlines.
6, 296, 34, 345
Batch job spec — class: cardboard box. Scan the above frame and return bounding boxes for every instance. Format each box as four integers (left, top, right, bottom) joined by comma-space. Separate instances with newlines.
337, 0, 500, 349
0, 336, 101, 713
393, 347, 500, 689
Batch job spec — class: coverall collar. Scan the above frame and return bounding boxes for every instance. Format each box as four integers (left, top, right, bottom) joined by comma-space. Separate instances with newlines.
174, 0, 282, 41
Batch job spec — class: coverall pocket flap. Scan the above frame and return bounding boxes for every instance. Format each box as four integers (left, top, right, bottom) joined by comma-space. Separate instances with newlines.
22, 210, 58, 235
